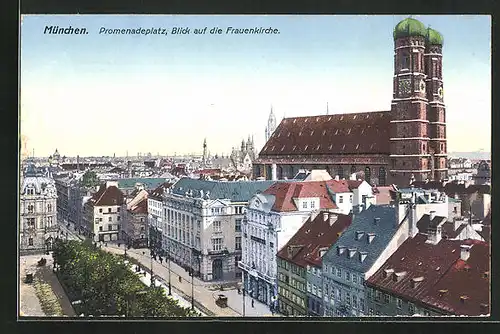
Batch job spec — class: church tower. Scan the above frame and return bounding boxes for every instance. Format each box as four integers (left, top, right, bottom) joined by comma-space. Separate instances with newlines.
389, 18, 430, 186
202, 138, 207, 168
265, 106, 277, 143
424, 27, 447, 181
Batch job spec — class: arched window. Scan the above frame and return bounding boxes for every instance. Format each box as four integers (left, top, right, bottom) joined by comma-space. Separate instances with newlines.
47, 204, 52, 212
351, 165, 356, 175
365, 167, 371, 184
379, 167, 386, 186
337, 166, 344, 179
28, 205, 34, 214
401, 53, 410, 70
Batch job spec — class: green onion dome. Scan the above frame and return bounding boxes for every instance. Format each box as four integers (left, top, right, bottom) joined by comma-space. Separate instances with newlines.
393, 18, 428, 40
426, 27, 444, 45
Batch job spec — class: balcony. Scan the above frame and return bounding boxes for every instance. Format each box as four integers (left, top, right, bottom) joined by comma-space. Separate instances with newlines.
207, 247, 229, 256
238, 261, 275, 284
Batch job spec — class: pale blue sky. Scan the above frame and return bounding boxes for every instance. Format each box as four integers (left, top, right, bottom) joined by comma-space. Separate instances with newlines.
20, 15, 491, 157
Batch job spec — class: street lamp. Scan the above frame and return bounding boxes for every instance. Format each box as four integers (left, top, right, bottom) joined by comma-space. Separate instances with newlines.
190, 248, 201, 310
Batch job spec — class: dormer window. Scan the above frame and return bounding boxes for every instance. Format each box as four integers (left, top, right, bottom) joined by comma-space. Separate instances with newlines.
348, 248, 356, 258
337, 246, 346, 255
392, 271, 407, 282
367, 233, 376, 244
383, 269, 394, 278
359, 252, 368, 263
355, 231, 364, 241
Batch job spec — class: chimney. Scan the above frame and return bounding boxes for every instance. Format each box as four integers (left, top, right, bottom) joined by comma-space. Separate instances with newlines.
427, 226, 442, 245
460, 244, 472, 261
335, 175, 340, 181
323, 211, 329, 221
329, 213, 338, 226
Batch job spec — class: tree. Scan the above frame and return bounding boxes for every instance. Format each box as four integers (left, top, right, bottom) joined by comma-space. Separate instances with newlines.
80, 170, 100, 188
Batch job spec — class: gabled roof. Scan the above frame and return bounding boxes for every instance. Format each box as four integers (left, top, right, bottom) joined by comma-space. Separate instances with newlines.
89, 184, 125, 206
263, 180, 345, 212
323, 205, 399, 273
277, 211, 352, 268
416, 214, 447, 233
171, 178, 275, 202
366, 235, 489, 316
259, 111, 391, 157
129, 197, 148, 214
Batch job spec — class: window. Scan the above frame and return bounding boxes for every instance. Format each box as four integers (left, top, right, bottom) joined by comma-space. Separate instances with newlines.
346, 271, 350, 282
336, 288, 341, 301
349, 195, 353, 204
235, 255, 241, 268
337, 268, 342, 278
310, 201, 315, 209
307, 282, 311, 292
108, 208, 112, 213
312, 285, 317, 295
108, 225, 112, 231
212, 237, 223, 251
369, 308, 374, 316
339, 196, 343, 204
235, 219, 242, 232
383, 293, 390, 304
360, 298, 365, 312
99, 208, 103, 213
99, 218, 103, 222
367, 288, 373, 299
364, 167, 371, 184
28, 205, 34, 214
108, 216, 112, 222
47, 204, 52, 212
397, 298, 402, 309
213, 221, 221, 232
312, 267, 316, 276
117, 216, 120, 221
141, 226, 145, 232
99, 226, 103, 232
401, 53, 410, 69
346, 292, 351, 306
352, 296, 358, 309
235, 237, 242, 250
318, 287, 322, 298
379, 167, 386, 186
28, 237, 33, 246
302, 201, 308, 209
352, 274, 358, 284
27, 189, 34, 195
307, 265, 311, 273
408, 303, 415, 315
117, 207, 120, 212
26, 218, 35, 228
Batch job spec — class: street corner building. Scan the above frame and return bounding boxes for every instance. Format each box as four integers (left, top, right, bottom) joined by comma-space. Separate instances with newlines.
239, 171, 374, 307
163, 178, 275, 282
365, 234, 490, 316
123, 186, 149, 248
148, 182, 175, 253
82, 181, 126, 242
253, 18, 448, 188
20, 161, 58, 254
276, 211, 353, 316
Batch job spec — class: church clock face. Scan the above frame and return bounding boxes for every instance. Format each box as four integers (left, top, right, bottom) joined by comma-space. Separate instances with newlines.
419, 79, 426, 93
438, 86, 444, 99
398, 78, 411, 96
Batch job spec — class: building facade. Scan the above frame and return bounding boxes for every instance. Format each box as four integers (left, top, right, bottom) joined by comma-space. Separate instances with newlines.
148, 182, 173, 252
123, 189, 149, 248
82, 181, 125, 242
163, 178, 274, 281
240, 175, 367, 307
20, 163, 58, 254
253, 18, 448, 187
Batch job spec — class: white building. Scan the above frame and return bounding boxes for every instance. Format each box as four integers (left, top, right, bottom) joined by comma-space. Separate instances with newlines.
163, 178, 274, 281
147, 182, 174, 251
20, 163, 58, 254
82, 181, 125, 242
239, 174, 374, 306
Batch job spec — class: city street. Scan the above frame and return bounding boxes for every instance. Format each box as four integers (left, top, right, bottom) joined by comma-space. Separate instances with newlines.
57, 219, 278, 317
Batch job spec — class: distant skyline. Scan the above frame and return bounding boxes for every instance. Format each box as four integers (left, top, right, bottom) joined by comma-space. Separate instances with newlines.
20, 15, 491, 157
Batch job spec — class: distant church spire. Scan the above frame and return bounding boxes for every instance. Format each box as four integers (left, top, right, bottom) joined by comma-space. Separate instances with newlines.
265, 105, 277, 143
202, 138, 207, 167
326, 102, 329, 115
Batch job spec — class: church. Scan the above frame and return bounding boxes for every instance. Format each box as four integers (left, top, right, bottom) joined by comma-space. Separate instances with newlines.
253, 18, 448, 187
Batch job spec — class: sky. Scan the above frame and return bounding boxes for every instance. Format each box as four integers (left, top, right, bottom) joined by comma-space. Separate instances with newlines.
20, 15, 491, 157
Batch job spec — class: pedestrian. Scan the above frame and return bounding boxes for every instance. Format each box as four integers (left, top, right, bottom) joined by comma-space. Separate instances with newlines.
105, 242, 108, 247
251, 299, 254, 308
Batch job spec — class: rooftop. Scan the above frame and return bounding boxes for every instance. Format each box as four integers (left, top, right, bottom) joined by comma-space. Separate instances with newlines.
366, 235, 489, 316
258, 111, 391, 157
88, 184, 125, 206
323, 205, 399, 273
277, 211, 352, 268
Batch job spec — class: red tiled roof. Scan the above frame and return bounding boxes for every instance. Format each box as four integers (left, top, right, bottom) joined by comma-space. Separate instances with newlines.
372, 186, 395, 205
366, 235, 490, 316
89, 184, 125, 206
259, 111, 391, 157
263, 179, 354, 212
276, 211, 352, 267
